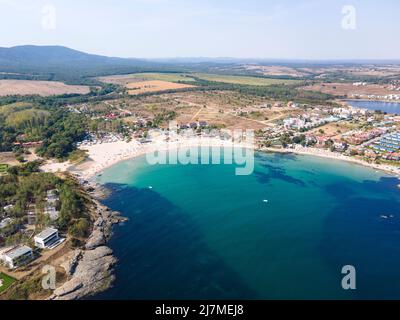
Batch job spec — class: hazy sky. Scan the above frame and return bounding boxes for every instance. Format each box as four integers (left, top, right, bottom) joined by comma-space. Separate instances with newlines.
0, 0, 399, 59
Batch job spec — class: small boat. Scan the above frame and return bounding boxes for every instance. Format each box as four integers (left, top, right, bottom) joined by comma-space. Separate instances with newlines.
263, 199, 269, 203
149, 186, 153, 189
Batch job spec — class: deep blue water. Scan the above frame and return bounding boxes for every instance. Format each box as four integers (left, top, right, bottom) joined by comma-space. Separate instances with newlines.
346, 100, 400, 114
92, 152, 400, 299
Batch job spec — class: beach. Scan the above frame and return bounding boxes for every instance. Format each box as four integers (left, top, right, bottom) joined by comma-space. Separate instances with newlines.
41, 136, 400, 182
41, 136, 255, 180
262, 145, 400, 177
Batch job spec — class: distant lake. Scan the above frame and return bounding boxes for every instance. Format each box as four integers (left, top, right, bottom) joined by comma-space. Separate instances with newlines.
345, 100, 400, 114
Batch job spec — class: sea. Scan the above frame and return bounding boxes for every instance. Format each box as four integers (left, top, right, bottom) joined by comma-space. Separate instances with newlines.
93, 151, 400, 299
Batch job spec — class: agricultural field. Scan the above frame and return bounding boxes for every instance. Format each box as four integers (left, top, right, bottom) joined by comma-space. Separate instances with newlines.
98, 73, 196, 85
193, 73, 301, 86
0, 80, 91, 96
0, 273, 16, 293
99, 72, 301, 87
243, 65, 311, 77
126, 80, 195, 95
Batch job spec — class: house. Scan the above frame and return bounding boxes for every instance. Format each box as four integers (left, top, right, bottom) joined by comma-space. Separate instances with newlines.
3, 205, 14, 213
198, 121, 208, 128
34, 228, 60, 249
316, 136, 329, 148
0, 245, 33, 269
333, 141, 348, 152
27, 211, 36, 225
0, 218, 17, 237
44, 205, 59, 221
46, 190, 59, 204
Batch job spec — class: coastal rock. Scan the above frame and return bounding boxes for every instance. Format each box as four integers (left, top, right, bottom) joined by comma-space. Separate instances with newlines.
85, 229, 106, 250
52, 281, 83, 297
51, 246, 116, 300
60, 250, 82, 276
49, 186, 126, 300
94, 216, 105, 228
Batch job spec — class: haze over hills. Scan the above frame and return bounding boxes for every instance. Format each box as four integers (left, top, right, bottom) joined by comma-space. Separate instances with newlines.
0, 45, 171, 83
2, 45, 399, 71
0, 45, 399, 86
0, 45, 151, 68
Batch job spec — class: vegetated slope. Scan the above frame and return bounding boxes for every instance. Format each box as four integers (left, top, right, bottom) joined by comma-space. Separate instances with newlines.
0, 45, 172, 83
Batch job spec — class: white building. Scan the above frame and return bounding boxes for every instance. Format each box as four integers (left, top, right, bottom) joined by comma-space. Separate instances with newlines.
46, 190, 59, 205
3, 204, 14, 213
0, 218, 13, 229
34, 228, 60, 249
0, 245, 33, 269
44, 205, 59, 221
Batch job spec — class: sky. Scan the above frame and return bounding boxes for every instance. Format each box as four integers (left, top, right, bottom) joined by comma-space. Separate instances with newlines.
0, 0, 399, 60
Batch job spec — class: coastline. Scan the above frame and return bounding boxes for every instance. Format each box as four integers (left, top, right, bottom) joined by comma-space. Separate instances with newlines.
42, 136, 255, 181
343, 98, 400, 105
48, 183, 127, 300
42, 136, 400, 183
261, 145, 400, 178
42, 138, 400, 300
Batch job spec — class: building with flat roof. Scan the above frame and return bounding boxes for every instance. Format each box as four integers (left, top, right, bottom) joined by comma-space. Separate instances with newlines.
34, 228, 60, 249
0, 245, 33, 269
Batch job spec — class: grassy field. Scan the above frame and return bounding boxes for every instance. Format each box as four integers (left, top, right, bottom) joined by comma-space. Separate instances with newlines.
0, 273, 16, 293
128, 73, 196, 82
127, 80, 195, 95
0, 164, 9, 173
193, 73, 301, 86
99, 73, 196, 85
100, 72, 301, 87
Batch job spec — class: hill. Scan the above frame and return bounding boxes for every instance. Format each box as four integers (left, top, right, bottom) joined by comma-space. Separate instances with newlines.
0, 45, 172, 84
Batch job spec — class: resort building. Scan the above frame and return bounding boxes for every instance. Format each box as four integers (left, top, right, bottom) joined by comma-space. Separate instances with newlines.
46, 189, 59, 204
44, 190, 59, 221
27, 211, 36, 225
34, 228, 60, 249
0, 245, 33, 269
0, 218, 17, 237
44, 205, 59, 221
371, 132, 400, 153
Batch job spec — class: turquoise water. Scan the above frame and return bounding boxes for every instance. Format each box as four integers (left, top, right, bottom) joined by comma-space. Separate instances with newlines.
94, 151, 400, 299
346, 100, 400, 114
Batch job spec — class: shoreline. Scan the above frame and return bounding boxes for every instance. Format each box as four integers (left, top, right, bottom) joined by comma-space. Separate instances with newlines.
343, 98, 400, 105
48, 185, 127, 300
42, 137, 255, 181
262, 146, 400, 178
42, 138, 399, 300
42, 137, 400, 181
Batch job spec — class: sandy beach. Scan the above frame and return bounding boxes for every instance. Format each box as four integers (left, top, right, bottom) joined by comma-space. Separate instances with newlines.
262, 145, 400, 178
41, 136, 400, 182
41, 136, 254, 180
